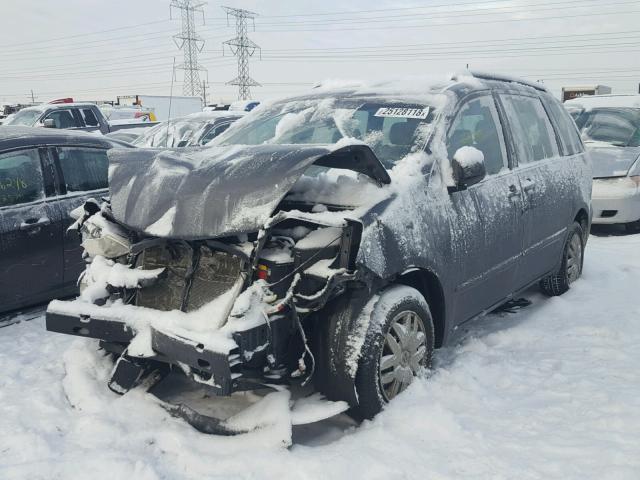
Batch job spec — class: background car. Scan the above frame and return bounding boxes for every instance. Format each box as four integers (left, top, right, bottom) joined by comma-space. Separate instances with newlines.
0, 126, 130, 315
3, 101, 155, 135
131, 111, 245, 148
565, 95, 640, 231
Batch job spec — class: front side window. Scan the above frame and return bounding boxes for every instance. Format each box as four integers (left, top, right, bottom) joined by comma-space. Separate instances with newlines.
0, 149, 45, 207
200, 122, 232, 145
44, 109, 79, 129
56, 147, 108, 192
500, 94, 559, 163
215, 98, 433, 169
447, 95, 507, 175
81, 108, 99, 127
574, 108, 640, 147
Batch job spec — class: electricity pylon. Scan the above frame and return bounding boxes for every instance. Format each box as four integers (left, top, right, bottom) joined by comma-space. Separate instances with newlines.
171, 0, 208, 98
222, 6, 260, 100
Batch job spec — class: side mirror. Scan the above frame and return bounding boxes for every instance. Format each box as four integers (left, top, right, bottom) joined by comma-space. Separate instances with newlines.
43, 118, 56, 128
177, 140, 189, 148
451, 146, 486, 189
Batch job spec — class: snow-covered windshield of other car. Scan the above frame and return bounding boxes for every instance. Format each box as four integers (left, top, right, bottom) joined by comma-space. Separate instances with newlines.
215, 98, 433, 168
4, 108, 41, 126
575, 108, 640, 147
132, 118, 211, 147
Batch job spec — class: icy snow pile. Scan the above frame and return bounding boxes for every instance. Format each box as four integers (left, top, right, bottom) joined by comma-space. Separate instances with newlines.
1, 233, 639, 479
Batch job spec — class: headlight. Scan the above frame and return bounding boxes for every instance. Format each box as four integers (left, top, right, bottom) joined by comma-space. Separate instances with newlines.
80, 216, 131, 259
593, 177, 640, 198
82, 233, 131, 259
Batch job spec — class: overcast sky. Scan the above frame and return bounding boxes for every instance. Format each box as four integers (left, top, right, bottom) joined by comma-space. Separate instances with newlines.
1, 0, 639, 105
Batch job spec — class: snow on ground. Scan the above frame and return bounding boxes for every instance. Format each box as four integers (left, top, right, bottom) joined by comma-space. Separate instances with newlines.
1, 232, 639, 480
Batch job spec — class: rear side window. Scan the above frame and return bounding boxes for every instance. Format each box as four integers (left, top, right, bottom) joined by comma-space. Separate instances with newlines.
44, 109, 79, 129
500, 94, 559, 163
0, 149, 45, 207
447, 95, 507, 175
56, 147, 108, 192
200, 123, 232, 145
543, 95, 584, 155
80, 108, 99, 127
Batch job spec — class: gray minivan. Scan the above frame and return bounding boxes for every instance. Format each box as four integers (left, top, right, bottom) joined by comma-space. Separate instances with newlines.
46, 72, 591, 427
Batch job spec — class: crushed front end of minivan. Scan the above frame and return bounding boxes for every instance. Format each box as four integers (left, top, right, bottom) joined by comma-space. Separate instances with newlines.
45, 83, 451, 432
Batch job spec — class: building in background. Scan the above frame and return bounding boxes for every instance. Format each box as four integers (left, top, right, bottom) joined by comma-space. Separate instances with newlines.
562, 85, 612, 102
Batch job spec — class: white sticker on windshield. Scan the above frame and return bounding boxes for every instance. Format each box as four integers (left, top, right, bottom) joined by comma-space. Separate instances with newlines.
374, 107, 430, 119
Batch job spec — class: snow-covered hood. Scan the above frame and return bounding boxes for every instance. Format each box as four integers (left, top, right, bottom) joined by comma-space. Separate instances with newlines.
587, 146, 640, 178
108, 143, 390, 239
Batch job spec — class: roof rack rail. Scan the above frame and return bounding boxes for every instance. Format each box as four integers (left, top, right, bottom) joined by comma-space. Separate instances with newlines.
468, 70, 548, 92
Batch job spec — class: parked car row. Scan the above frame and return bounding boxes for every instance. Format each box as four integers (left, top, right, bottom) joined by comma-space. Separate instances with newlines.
4, 73, 640, 429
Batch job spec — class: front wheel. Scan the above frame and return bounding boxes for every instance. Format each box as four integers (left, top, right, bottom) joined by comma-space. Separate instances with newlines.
539, 221, 585, 296
351, 285, 435, 421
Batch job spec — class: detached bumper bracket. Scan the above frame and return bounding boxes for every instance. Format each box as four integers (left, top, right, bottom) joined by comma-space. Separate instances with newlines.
46, 312, 135, 343
46, 310, 237, 395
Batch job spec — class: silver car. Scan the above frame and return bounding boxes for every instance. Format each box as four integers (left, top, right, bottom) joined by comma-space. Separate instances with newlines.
566, 95, 640, 231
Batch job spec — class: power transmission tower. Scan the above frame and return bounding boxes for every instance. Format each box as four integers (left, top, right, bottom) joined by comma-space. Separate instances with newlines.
170, 0, 208, 98
222, 6, 261, 100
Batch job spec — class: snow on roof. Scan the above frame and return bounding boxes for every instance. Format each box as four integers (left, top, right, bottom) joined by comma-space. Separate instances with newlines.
185, 110, 247, 121
564, 94, 640, 109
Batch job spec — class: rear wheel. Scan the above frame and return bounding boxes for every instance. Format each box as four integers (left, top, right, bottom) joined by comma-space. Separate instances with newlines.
540, 222, 584, 296
351, 285, 434, 420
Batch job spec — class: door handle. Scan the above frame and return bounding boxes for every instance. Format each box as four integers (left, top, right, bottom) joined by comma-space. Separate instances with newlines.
19, 217, 51, 230
507, 184, 520, 199
522, 178, 536, 192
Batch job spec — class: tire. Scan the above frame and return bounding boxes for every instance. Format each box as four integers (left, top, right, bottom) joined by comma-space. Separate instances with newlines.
539, 221, 585, 296
624, 220, 640, 234
351, 285, 435, 421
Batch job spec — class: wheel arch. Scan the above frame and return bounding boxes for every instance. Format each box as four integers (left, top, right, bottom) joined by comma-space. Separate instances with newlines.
394, 267, 447, 348
573, 207, 590, 243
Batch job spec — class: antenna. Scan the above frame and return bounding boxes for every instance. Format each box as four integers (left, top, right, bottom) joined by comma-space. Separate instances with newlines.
222, 6, 261, 100
166, 57, 176, 147
170, 0, 208, 99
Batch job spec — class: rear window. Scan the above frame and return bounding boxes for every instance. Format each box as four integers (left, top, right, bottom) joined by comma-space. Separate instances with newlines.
56, 147, 108, 192
0, 149, 45, 207
81, 108, 99, 127
500, 94, 559, 163
543, 95, 584, 156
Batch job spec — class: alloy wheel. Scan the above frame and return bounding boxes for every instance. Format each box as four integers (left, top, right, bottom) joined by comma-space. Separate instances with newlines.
379, 310, 427, 401
566, 231, 583, 283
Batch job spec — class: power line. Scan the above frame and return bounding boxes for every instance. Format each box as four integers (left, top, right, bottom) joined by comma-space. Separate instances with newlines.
250, 8, 640, 33
222, 6, 261, 100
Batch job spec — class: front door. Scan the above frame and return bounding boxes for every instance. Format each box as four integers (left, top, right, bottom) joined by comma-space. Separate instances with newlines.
447, 94, 525, 324
0, 148, 63, 312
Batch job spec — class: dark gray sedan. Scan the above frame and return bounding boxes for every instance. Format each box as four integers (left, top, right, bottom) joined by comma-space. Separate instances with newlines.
0, 127, 128, 315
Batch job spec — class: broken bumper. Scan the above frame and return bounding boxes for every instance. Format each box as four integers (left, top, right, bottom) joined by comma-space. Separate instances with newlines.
46, 310, 240, 395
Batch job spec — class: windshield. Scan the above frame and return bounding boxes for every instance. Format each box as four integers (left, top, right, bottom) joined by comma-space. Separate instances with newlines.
214, 98, 433, 168
4, 108, 42, 126
575, 108, 640, 147
132, 118, 211, 147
